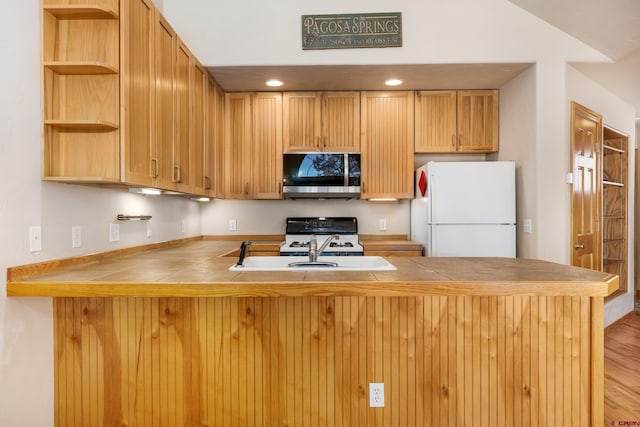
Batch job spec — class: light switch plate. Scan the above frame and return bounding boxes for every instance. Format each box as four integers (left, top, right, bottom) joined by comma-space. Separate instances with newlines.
109, 223, 120, 243
29, 226, 42, 252
71, 225, 82, 248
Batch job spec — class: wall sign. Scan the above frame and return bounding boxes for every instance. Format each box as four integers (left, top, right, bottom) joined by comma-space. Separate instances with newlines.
301, 12, 402, 50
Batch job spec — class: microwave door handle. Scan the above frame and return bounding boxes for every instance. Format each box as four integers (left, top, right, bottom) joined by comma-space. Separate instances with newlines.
344, 153, 349, 186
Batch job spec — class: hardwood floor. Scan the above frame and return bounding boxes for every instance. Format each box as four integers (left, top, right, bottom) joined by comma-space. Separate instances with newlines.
604, 310, 640, 425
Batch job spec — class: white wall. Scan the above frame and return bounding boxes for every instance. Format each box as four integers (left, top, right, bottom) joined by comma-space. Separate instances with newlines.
494, 65, 538, 258
164, 0, 607, 66
201, 199, 409, 235
0, 1, 199, 426
566, 66, 637, 326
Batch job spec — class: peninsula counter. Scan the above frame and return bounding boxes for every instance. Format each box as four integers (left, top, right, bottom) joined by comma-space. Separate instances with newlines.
7, 239, 617, 427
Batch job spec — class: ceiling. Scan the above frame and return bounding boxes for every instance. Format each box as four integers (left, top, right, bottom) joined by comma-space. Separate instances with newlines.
208, 1, 640, 117
508, 0, 640, 119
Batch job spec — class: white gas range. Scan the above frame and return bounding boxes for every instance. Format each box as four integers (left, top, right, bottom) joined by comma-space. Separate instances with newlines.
279, 217, 364, 256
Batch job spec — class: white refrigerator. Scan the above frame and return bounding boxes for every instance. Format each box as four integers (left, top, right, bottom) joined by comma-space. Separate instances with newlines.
410, 161, 516, 257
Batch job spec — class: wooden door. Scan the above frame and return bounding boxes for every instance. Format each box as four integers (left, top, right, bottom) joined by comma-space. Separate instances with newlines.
190, 60, 207, 196
415, 90, 457, 153
121, 0, 154, 186
360, 91, 414, 199
174, 40, 192, 193
457, 90, 499, 152
153, 12, 176, 190
251, 93, 283, 199
224, 93, 252, 199
283, 92, 321, 152
570, 102, 602, 270
321, 91, 360, 152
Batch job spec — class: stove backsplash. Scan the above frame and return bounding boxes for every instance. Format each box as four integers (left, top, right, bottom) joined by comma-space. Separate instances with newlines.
200, 199, 410, 235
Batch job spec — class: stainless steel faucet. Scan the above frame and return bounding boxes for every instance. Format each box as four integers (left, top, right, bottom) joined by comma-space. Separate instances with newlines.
308, 234, 339, 262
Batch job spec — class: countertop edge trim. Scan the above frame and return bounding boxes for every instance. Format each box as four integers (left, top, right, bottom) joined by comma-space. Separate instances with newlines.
6, 280, 612, 298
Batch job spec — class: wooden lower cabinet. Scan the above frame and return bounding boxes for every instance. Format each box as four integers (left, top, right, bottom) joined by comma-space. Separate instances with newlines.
54, 295, 601, 426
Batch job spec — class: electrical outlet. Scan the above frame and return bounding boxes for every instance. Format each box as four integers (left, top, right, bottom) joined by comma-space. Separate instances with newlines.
229, 219, 237, 231
71, 225, 82, 248
29, 225, 42, 252
379, 218, 387, 231
146, 221, 152, 238
109, 223, 120, 243
523, 219, 532, 234
369, 383, 384, 407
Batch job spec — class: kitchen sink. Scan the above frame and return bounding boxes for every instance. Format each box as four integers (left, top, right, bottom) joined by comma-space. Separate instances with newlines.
229, 256, 396, 271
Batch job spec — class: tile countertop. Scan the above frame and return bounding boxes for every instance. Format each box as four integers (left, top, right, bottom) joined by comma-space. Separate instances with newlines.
6, 239, 618, 298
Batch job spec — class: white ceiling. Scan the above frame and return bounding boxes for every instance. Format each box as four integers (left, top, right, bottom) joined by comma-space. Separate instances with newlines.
508, 0, 640, 118
208, 1, 640, 117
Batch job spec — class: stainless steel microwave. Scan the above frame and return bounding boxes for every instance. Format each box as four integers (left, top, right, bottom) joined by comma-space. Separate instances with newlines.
282, 152, 361, 199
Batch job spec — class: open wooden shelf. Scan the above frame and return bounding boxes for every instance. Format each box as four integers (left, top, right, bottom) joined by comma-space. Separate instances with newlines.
602, 126, 628, 300
45, 120, 119, 131
44, 61, 118, 75
43, 5, 118, 19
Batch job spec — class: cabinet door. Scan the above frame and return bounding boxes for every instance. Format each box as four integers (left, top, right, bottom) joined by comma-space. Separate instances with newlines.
122, 0, 154, 186
283, 92, 321, 152
191, 60, 207, 196
457, 90, 499, 152
414, 90, 457, 153
212, 82, 226, 198
224, 93, 252, 199
360, 91, 414, 199
321, 91, 360, 152
206, 78, 222, 198
174, 39, 192, 193
153, 12, 176, 190
251, 93, 283, 199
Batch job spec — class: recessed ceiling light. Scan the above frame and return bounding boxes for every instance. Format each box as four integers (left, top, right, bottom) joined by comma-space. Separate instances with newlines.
385, 79, 403, 86
266, 79, 283, 87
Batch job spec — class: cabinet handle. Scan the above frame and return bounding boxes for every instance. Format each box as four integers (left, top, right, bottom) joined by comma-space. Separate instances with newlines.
151, 159, 158, 178
316, 136, 321, 149
458, 133, 462, 148
278, 182, 282, 194
452, 135, 455, 147
244, 182, 249, 196
173, 166, 182, 183
204, 176, 211, 190
323, 136, 328, 148
574, 243, 584, 250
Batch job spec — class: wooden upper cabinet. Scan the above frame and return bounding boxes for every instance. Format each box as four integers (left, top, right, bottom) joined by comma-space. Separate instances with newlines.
121, 0, 154, 187
224, 93, 283, 199
224, 93, 252, 199
251, 93, 283, 199
360, 91, 414, 199
190, 59, 207, 197
457, 90, 499, 152
152, 11, 176, 190
206, 78, 224, 199
415, 89, 499, 153
173, 40, 192, 193
283, 92, 359, 152
414, 91, 457, 153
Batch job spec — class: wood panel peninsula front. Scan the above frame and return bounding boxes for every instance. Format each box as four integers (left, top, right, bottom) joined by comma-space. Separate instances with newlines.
7, 240, 617, 427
